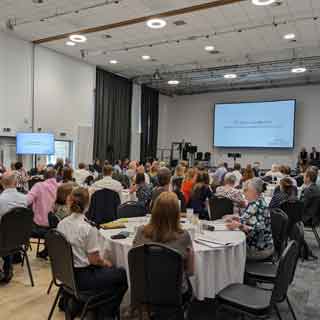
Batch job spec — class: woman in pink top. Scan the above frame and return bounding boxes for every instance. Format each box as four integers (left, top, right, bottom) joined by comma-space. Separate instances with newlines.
27, 168, 59, 259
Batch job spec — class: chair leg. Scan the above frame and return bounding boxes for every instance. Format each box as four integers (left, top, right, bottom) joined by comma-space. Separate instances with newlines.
36, 238, 41, 256
312, 226, 320, 247
23, 250, 34, 287
48, 288, 62, 320
47, 280, 54, 295
274, 304, 282, 320
286, 297, 297, 320
79, 302, 89, 320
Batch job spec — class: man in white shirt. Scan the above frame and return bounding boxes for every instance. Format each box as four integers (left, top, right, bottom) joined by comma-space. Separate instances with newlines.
0, 172, 27, 283
73, 163, 91, 185
90, 165, 123, 202
232, 163, 243, 187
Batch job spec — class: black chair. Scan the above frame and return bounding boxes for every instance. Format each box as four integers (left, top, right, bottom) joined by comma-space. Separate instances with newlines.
28, 176, 44, 190
117, 201, 147, 219
209, 196, 234, 220
46, 229, 121, 320
128, 244, 192, 320
280, 200, 304, 237
215, 241, 299, 320
301, 196, 320, 247
0, 207, 34, 286
262, 175, 273, 183
87, 189, 120, 225
31, 224, 50, 257
245, 222, 303, 285
270, 208, 289, 259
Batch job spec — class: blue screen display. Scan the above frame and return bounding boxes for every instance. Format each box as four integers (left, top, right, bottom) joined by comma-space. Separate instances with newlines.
214, 100, 295, 148
16, 133, 55, 155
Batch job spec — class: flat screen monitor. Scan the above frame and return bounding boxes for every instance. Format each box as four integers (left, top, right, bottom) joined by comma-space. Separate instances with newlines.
213, 100, 296, 148
16, 133, 55, 155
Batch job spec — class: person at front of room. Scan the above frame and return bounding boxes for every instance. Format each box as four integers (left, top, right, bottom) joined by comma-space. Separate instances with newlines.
0, 172, 28, 283
225, 178, 274, 261
133, 192, 194, 302
57, 188, 128, 319
299, 147, 308, 166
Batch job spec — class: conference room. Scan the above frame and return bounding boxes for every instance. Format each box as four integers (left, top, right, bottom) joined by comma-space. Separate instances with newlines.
0, 0, 320, 319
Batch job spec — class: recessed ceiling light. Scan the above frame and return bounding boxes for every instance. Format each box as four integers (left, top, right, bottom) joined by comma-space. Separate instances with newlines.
251, 0, 276, 6
205, 45, 215, 52
291, 67, 307, 73
66, 41, 76, 46
224, 74, 237, 79
146, 18, 167, 29
109, 60, 118, 64
168, 80, 180, 85
69, 34, 87, 43
284, 33, 296, 40
142, 55, 151, 60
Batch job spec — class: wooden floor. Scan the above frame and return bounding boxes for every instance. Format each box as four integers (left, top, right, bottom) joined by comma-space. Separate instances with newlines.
0, 247, 64, 320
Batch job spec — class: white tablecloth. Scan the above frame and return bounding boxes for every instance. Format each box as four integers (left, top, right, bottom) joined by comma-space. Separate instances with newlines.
99, 219, 246, 301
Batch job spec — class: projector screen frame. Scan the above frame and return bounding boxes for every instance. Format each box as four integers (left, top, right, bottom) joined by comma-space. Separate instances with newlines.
16, 132, 55, 155
212, 99, 296, 150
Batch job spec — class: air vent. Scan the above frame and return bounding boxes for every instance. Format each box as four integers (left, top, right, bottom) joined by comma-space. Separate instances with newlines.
173, 20, 187, 26
102, 34, 112, 39
151, 58, 158, 62
209, 50, 221, 55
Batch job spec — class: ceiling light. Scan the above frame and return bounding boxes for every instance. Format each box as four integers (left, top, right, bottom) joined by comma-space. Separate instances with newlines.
69, 34, 87, 43
291, 67, 307, 73
66, 41, 76, 46
109, 60, 118, 64
142, 55, 151, 60
205, 45, 215, 52
284, 33, 296, 40
224, 74, 237, 79
146, 18, 167, 29
251, 0, 276, 6
168, 80, 180, 85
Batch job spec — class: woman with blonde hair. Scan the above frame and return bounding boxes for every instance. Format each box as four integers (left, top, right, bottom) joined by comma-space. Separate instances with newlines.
133, 192, 194, 299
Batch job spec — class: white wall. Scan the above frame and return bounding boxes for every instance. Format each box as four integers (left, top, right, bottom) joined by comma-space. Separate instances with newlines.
158, 85, 320, 168
34, 46, 96, 165
0, 32, 33, 135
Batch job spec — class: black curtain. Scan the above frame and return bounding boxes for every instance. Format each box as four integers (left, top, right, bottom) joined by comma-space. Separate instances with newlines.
94, 68, 132, 163
140, 85, 159, 162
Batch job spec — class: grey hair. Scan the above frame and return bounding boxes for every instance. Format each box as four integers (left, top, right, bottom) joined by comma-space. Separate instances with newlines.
1, 172, 16, 188
244, 177, 265, 194
224, 173, 237, 185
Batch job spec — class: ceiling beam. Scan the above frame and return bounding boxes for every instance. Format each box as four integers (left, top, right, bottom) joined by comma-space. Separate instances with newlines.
33, 0, 247, 44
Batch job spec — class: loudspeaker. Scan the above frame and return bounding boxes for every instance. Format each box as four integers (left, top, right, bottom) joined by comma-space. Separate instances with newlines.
204, 152, 211, 162
196, 152, 203, 161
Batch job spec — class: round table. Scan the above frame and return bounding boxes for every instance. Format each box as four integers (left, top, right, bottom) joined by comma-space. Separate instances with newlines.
99, 219, 246, 302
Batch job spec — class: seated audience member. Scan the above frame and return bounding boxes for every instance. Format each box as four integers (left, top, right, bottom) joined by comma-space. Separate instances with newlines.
54, 158, 64, 182
226, 178, 274, 261
145, 162, 152, 174
0, 172, 28, 283
265, 164, 284, 181
279, 165, 297, 186
27, 168, 59, 259
49, 183, 73, 227
232, 163, 242, 187
150, 167, 172, 208
172, 176, 186, 212
113, 160, 122, 174
210, 174, 221, 194
216, 173, 246, 215
149, 161, 160, 186
269, 177, 298, 209
241, 164, 255, 184
137, 165, 150, 185
93, 159, 102, 174
126, 161, 137, 181
13, 161, 29, 193
130, 172, 152, 208
112, 170, 130, 189
73, 163, 91, 186
173, 165, 186, 179
62, 167, 76, 184
57, 188, 128, 318
133, 192, 194, 300
253, 162, 261, 177
182, 168, 197, 205
90, 165, 123, 201
300, 166, 320, 225
189, 172, 212, 219
214, 162, 228, 184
